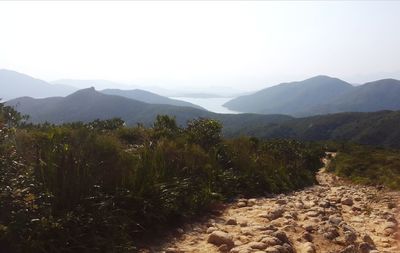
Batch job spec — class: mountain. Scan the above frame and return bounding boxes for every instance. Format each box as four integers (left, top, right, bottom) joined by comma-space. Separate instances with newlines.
325, 79, 400, 113
0, 69, 77, 101
224, 76, 354, 116
101, 89, 204, 110
227, 110, 400, 148
51, 79, 130, 90
6, 88, 291, 129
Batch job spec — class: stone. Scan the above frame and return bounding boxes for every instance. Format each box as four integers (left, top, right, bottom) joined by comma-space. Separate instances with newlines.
226, 218, 237, 225
362, 234, 375, 247
358, 242, 374, 253
207, 231, 234, 248
276, 199, 287, 205
248, 241, 267, 250
267, 208, 285, 220
323, 227, 340, 240
341, 197, 354, 206
273, 231, 289, 244
383, 227, 396, 236
218, 244, 229, 252
248, 199, 257, 206
265, 247, 280, 253
261, 236, 282, 246
329, 215, 343, 225
207, 227, 218, 233
237, 202, 247, 208
303, 223, 314, 233
238, 220, 248, 227
299, 242, 316, 253
340, 245, 357, 253
302, 231, 313, 242
344, 231, 357, 244
282, 243, 294, 253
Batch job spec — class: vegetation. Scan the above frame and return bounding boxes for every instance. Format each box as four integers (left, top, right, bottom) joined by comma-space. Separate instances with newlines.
228, 110, 400, 149
0, 103, 324, 252
327, 144, 400, 190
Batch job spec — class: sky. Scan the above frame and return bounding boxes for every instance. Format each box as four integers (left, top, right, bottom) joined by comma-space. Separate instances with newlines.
0, 1, 400, 92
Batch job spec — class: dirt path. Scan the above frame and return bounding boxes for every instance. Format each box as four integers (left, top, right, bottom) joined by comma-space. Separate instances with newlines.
155, 154, 400, 253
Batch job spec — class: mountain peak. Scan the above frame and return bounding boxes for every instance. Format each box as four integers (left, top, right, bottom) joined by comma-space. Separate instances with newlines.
66, 87, 100, 98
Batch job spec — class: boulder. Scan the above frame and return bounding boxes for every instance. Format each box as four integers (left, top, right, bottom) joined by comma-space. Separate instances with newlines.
207, 231, 234, 248
341, 198, 354, 206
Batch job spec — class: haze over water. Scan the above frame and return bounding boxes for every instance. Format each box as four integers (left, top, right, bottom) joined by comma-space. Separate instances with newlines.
170, 97, 241, 114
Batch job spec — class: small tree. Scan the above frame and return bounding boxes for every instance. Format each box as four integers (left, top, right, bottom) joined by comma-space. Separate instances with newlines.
186, 118, 222, 150
153, 115, 180, 138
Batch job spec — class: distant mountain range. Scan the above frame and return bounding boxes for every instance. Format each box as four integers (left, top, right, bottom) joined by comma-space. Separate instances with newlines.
0, 69, 77, 101
226, 110, 400, 149
7, 88, 400, 148
223, 75, 400, 116
6, 87, 290, 129
0, 69, 202, 110
101, 89, 204, 110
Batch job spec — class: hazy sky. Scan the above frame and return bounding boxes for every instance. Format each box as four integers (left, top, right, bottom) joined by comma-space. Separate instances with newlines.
1, 1, 400, 91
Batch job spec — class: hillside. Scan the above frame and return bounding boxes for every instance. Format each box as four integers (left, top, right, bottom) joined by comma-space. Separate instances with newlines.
6, 87, 291, 129
7, 88, 400, 148
224, 76, 400, 116
101, 88, 204, 110
0, 69, 77, 101
224, 76, 354, 116
228, 110, 400, 148
327, 79, 400, 112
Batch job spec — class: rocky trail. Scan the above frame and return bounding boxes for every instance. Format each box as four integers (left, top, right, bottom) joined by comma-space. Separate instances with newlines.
153, 154, 400, 253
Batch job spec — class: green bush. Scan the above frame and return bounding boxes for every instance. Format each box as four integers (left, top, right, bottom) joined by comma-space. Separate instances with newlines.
0, 110, 324, 252
327, 144, 400, 189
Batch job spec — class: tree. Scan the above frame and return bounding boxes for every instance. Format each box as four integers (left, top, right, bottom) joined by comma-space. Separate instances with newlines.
153, 115, 180, 138
186, 118, 222, 149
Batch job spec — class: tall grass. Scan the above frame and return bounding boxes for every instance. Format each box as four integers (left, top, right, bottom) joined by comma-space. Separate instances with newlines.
0, 106, 324, 252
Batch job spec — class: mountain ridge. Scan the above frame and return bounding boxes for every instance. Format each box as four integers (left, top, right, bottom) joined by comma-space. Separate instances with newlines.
224, 76, 400, 116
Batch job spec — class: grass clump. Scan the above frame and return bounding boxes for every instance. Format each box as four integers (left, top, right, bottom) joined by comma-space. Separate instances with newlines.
327, 144, 400, 190
0, 105, 324, 252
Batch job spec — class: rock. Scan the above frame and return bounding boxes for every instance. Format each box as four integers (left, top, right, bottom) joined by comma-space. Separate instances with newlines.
230, 247, 250, 253
261, 236, 282, 246
267, 208, 285, 220
323, 227, 340, 240
218, 244, 229, 252
302, 231, 313, 242
299, 242, 316, 253
341, 198, 354, 206
359, 242, 374, 253
383, 227, 396, 236
248, 199, 257, 206
276, 199, 287, 205
340, 245, 357, 253
237, 202, 247, 208
362, 234, 375, 247
329, 215, 343, 225
282, 243, 294, 253
342, 224, 356, 234
207, 227, 218, 233
303, 223, 314, 233
165, 248, 184, 253
388, 202, 397, 209
207, 231, 234, 248
273, 231, 289, 244
383, 221, 397, 230
248, 241, 267, 250
226, 218, 237, 225
238, 220, 248, 227
344, 231, 357, 244
305, 211, 320, 218
265, 247, 280, 253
